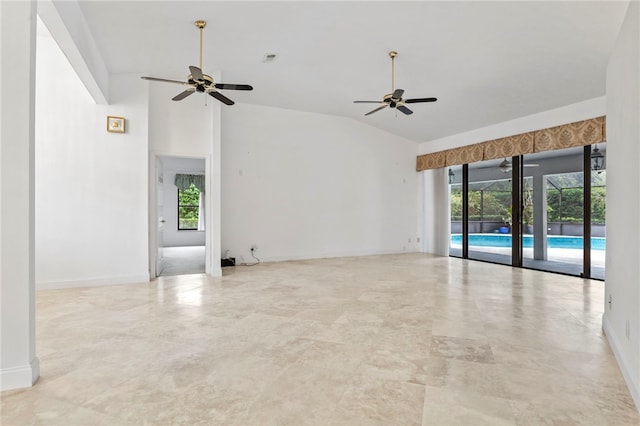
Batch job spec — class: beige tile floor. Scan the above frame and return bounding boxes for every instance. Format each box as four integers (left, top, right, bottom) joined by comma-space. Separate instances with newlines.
2, 253, 639, 425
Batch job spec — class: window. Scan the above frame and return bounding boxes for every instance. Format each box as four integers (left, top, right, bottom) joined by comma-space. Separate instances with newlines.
178, 183, 200, 230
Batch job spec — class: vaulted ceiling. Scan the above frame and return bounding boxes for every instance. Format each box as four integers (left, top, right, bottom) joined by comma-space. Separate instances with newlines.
71, 1, 628, 143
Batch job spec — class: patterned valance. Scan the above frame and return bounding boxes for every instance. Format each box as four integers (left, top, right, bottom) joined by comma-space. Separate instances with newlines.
174, 174, 205, 192
416, 116, 606, 171
534, 116, 604, 152
483, 132, 534, 160
445, 143, 484, 166
416, 150, 446, 170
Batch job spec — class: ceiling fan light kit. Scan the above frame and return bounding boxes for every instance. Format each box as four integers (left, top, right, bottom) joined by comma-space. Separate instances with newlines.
354, 51, 437, 116
141, 20, 253, 105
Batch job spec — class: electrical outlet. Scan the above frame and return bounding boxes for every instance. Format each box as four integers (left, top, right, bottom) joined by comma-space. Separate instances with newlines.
416, 237, 420, 243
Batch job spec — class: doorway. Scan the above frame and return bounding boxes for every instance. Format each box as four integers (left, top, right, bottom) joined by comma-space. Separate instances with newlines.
152, 155, 207, 277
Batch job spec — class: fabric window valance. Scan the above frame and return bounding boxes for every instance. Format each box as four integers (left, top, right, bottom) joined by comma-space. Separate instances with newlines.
416, 116, 606, 171
174, 174, 205, 192
445, 143, 484, 166
483, 132, 535, 160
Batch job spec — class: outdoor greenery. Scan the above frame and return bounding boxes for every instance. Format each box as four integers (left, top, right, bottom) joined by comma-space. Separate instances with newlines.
546, 186, 606, 224
450, 173, 606, 226
178, 183, 200, 230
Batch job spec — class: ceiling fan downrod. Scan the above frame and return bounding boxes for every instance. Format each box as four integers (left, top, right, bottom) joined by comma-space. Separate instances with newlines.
195, 20, 206, 70
389, 51, 397, 93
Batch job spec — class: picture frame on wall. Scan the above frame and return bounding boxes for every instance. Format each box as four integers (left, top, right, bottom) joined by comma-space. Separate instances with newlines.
107, 116, 125, 133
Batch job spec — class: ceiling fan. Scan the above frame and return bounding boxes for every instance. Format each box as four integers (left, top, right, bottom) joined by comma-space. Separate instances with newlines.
141, 20, 253, 105
498, 158, 539, 173
354, 51, 437, 116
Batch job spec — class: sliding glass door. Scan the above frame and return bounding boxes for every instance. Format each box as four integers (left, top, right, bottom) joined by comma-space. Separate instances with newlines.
449, 165, 463, 257
467, 164, 512, 266
590, 165, 606, 280
450, 145, 605, 280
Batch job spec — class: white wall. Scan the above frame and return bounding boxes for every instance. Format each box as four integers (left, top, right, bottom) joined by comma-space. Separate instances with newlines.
419, 97, 606, 154
148, 82, 221, 276
422, 168, 449, 256
0, 0, 39, 391
603, 0, 640, 410
160, 157, 206, 247
35, 24, 149, 289
221, 103, 419, 263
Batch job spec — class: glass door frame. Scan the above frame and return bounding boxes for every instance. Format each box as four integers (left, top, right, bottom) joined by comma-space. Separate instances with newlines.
452, 149, 601, 280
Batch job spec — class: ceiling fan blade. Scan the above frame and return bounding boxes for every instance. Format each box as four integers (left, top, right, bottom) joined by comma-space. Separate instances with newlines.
365, 104, 388, 116
405, 97, 438, 104
397, 105, 413, 115
214, 83, 253, 91
392, 89, 404, 99
141, 76, 188, 85
172, 89, 196, 101
189, 66, 204, 81
354, 101, 383, 104
208, 90, 235, 105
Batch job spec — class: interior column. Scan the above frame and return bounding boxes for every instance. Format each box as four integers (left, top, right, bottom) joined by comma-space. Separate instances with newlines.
533, 173, 548, 260
0, 0, 39, 390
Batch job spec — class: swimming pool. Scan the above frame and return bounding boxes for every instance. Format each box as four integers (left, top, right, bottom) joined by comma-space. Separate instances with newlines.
450, 234, 606, 250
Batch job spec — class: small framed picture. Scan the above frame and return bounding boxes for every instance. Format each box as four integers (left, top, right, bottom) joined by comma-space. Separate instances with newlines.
107, 116, 125, 133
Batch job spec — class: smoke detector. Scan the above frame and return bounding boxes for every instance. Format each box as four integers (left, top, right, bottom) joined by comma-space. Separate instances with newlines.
262, 53, 277, 63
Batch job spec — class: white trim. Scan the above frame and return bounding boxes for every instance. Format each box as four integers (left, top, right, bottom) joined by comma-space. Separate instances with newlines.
0, 357, 39, 391
603, 314, 640, 412
149, 152, 218, 279
36, 274, 149, 290
236, 249, 424, 264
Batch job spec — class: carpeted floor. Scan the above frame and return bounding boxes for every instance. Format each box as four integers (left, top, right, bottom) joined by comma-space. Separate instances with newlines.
159, 245, 205, 276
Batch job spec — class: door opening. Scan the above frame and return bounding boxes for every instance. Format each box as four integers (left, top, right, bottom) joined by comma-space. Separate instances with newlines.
151, 155, 207, 277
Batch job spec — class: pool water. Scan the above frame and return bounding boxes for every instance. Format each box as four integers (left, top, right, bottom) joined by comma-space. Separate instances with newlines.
450, 234, 606, 250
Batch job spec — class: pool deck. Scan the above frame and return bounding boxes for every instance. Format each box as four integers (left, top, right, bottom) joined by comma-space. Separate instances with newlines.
449, 245, 605, 280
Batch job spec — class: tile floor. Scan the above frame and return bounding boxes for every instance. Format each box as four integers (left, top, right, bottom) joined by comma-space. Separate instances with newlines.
159, 246, 206, 277
1, 253, 639, 425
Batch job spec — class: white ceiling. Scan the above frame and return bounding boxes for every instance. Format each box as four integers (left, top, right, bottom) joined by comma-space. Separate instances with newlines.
76, 1, 628, 143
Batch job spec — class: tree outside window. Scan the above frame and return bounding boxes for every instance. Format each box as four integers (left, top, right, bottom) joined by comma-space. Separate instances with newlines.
178, 183, 200, 230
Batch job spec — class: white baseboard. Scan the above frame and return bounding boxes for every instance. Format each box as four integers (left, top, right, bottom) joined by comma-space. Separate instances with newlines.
36, 274, 150, 290
603, 313, 640, 412
250, 248, 420, 264
0, 357, 39, 391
